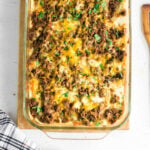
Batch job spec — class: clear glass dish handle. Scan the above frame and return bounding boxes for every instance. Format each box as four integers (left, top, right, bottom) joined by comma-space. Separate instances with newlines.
40, 129, 111, 140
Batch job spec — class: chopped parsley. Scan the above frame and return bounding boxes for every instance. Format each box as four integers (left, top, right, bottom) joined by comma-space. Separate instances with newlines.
105, 30, 108, 35
63, 92, 69, 97
52, 14, 57, 18
93, 3, 100, 13
72, 11, 82, 20
85, 49, 90, 55
38, 11, 45, 19
79, 72, 87, 76
67, 27, 72, 30
77, 50, 82, 56
116, 47, 119, 51
36, 61, 40, 65
89, 28, 93, 33
101, 1, 107, 8
95, 121, 101, 126
32, 98, 36, 101
88, 9, 92, 14
94, 34, 101, 42
32, 106, 43, 114
55, 52, 60, 56
106, 38, 112, 45
64, 41, 67, 45
66, 56, 71, 62
40, 0, 44, 6
64, 47, 69, 50
100, 64, 104, 71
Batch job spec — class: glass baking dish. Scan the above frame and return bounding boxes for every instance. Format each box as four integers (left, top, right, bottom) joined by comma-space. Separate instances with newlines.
23, 0, 131, 133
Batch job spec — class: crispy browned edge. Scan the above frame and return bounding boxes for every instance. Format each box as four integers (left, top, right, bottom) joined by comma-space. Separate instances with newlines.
17, 0, 129, 131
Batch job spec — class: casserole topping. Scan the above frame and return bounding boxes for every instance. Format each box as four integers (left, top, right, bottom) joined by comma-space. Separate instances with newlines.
26, 0, 129, 126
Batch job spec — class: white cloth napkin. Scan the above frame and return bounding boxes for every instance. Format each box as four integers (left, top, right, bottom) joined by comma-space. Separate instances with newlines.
0, 110, 39, 150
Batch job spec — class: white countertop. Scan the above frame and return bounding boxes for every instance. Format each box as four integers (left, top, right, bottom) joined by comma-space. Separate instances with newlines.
0, 0, 150, 149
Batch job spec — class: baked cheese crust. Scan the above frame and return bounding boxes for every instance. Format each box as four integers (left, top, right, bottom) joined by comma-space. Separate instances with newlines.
26, 0, 129, 127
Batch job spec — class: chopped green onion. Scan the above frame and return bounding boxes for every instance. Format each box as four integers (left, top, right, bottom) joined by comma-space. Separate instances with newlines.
77, 51, 82, 56
93, 3, 100, 13
52, 15, 57, 18
63, 92, 69, 97
38, 11, 45, 19
32, 106, 42, 114
104, 30, 108, 35
61, 30, 67, 32
106, 38, 112, 45
100, 64, 104, 71
64, 47, 69, 50
116, 47, 119, 51
79, 72, 87, 76
70, 43, 74, 47
66, 56, 71, 62
94, 34, 101, 42
40, 0, 44, 6
67, 27, 72, 30
36, 61, 40, 65
89, 28, 93, 33
55, 52, 60, 56
85, 49, 90, 55
37, 107, 42, 114
95, 121, 101, 126
88, 9, 92, 14
32, 98, 36, 101
101, 1, 107, 8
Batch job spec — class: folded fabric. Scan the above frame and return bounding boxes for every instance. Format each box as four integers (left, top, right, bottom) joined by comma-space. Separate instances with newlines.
0, 110, 39, 150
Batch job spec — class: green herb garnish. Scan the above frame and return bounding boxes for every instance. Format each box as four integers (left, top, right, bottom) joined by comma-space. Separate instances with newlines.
79, 72, 87, 76
59, 16, 64, 20
88, 9, 92, 14
67, 27, 72, 30
101, 1, 107, 8
52, 15, 57, 18
63, 92, 69, 97
95, 121, 101, 126
64, 47, 69, 50
66, 56, 71, 62
38, 11, 45, 19
100, 64, 104, 71
64, 41, 67, 45
40, 0, 44, 6
36, 61, 40, 65
104, 30, 108, 35
106, 38, 112, 45
70, 43, 74, 47
89, 28, 93, 33
61, 30, 67, 32
85, 49, 90, 55
77, 51, 82, 56
32, 106, 42, 114
55, 52, 60, 56
32, 97, 36, 101
37, 107, 42, 114
116, 47, 119, 51
93, 3, 100, 13
94, 34, 101, 42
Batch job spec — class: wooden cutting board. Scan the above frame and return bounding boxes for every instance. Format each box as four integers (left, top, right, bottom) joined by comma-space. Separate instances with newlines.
17, 0, 129, 131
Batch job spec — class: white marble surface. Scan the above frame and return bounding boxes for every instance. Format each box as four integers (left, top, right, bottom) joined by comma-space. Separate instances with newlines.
1, 0, 150, 149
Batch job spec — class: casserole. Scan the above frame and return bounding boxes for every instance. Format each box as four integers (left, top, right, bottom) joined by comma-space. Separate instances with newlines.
23, 0, 131, 131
